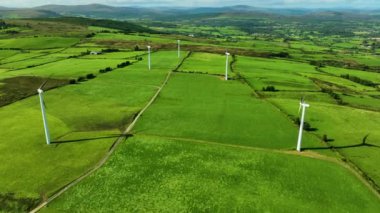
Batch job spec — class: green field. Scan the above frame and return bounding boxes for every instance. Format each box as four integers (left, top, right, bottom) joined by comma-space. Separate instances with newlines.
1, 15, 380, 212
0, 37, 80, 49
179, 52, 231, 76
270, 98, 380, 185
132, 72, 321, 149
1, 58, 125, 79
235, 56, 320, 91
0, 51, 186, 211
43, 135, 380, 212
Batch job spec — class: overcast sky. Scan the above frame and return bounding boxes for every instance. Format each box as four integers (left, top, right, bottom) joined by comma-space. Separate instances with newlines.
1, 0, 379, 8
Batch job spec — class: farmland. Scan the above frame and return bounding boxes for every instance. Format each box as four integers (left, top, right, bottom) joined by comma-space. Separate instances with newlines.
0, 7, 380, 213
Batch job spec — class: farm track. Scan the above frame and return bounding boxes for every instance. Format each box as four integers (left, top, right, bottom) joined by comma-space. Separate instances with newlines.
30, 51, 192, 212
29, 51, 380, 211
30, 71, 175, 213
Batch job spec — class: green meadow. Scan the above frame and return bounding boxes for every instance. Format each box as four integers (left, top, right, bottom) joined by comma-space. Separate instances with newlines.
132, 72, 321, 150
0, 37, 80, 49
0, 51, 185, 211
0, 16, 379, 212
179, 52, 231, 75
235, 56, 320, 91
270, 98, 380, 185
43, 135, 380, 212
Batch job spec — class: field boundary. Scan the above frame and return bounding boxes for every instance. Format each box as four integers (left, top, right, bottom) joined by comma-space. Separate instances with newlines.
30, 69, 175, 213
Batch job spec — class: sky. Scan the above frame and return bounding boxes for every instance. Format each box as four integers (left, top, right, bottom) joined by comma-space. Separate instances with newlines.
0, 0, 379, 8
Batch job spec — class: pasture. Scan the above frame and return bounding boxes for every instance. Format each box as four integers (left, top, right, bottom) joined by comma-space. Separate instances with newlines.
179, 52, 231, 76
0, 37, 80, 49
0, 16, 379, 212
0, 51, 185, 211
132, 72, 321, 150
43, 135, 380, 212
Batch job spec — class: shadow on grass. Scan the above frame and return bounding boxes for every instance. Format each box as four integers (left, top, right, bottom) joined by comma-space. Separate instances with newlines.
304, 143, 380, 151
304, 134, 380, 150
51, 134, 132, 144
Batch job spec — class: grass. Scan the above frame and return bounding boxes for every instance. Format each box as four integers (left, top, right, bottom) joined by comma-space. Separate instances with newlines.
235, 56, 320, 91
269, 98, 380, 186
0, 57, 62, 69
81, 51, 144, 59
0, 51, 185, 211
43, 135, 380, 212
305, 73, 376, 93
178, 52, 231, 76
0, 37, 80, 49
133, 72, 321, 150
321, 66, 380, 84
0, 58, 126, 79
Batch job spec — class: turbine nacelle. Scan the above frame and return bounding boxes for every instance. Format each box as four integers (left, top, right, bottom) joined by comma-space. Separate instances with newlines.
37, 88, 44, 94
226, 52, 230, 56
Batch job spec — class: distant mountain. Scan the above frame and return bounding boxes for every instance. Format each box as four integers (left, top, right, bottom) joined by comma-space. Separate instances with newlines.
0, 4, 379, 21
0, 6, 11, 10
0, 9, 60, 19
35, 4, 164, 20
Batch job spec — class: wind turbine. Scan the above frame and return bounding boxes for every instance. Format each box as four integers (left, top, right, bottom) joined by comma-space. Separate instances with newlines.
37, 81, 51, 145
296, 98, 310, 152
177, 40, 181, 58
147, 45, 151, 70
225, 52, 230, 81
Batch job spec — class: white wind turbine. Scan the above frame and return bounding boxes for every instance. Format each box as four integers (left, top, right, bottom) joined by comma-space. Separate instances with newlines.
37, 81, 51, 145
177, 40, 181, 58
147, 45, 151, 70
296, 98, 310, 152
225, 52, 230, 81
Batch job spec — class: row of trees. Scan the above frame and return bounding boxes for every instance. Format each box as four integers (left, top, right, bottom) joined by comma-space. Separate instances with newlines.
340, 74, 377, 87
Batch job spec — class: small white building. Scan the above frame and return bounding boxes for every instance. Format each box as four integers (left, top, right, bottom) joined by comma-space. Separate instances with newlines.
90, 51, 102, 55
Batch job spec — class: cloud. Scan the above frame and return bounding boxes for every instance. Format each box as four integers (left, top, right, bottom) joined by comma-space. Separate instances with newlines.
0, 0, 378, 8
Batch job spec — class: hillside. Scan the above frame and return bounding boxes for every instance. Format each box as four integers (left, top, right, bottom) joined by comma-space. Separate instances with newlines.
0, 9, 60, 19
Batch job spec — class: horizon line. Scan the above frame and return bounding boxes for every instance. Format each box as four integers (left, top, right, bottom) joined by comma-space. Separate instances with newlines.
0, 3, 379, 10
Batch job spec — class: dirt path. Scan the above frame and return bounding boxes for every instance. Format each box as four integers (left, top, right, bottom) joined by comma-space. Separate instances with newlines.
30, 70, 174, 213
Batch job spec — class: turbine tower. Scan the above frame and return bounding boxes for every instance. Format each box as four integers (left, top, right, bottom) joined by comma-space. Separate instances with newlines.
37, 82, 51, 145
177, 40, 181, 58
225, 52, 230, 81
297, 98, 310, 152
147, 45, 151, 70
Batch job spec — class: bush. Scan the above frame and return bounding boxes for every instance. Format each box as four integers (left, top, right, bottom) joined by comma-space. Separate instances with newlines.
102, 48, 119, 53
340, 74, 377, 87
77, 76, 86, 82
295, 118, 314, 131
117, 61, 131, 68
86, 74, 96, 79
134, 45, 140, 51
262, 86, 278, 92
69, 79, 76, 84
86, 33, 95, 38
